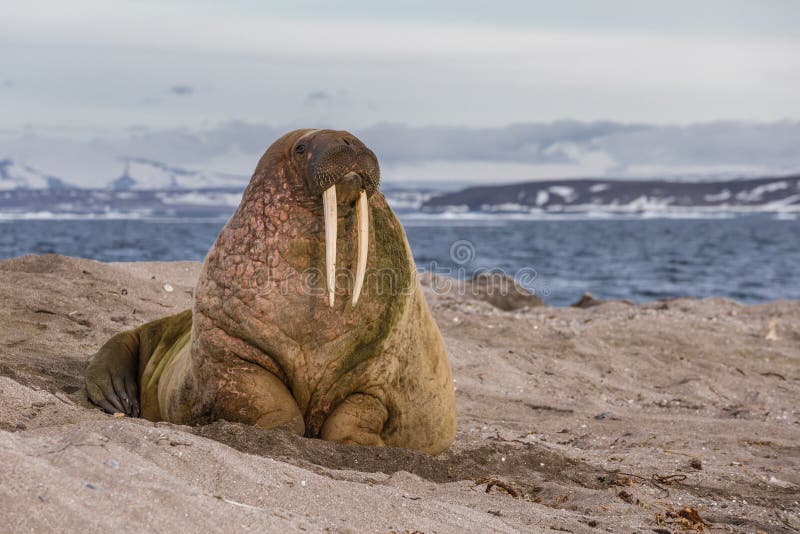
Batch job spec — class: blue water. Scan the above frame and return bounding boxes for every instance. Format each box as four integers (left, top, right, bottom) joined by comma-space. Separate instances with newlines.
1, 215, 797, 306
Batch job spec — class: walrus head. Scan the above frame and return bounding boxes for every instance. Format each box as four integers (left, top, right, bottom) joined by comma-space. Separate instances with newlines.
286, 130, 380, 307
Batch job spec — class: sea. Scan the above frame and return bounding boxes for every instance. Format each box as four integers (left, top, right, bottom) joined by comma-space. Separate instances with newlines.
1, 210, 797, 307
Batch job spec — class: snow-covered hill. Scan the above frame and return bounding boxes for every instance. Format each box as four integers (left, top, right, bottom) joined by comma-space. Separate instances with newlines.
422, 175, 800, 215
109, 158, 247, 190
0, 156, 248, 191
0, 159, 71, 190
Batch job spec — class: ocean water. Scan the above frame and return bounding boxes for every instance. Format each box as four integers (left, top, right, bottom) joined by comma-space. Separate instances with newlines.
1, 215, 797, 306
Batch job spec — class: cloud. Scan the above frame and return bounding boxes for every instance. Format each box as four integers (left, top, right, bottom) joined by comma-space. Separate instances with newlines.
1, 2, 798, 129
374, 121, 800, 170
357, 121, 647, 165
169, 85, 195, 96
303, 90, 354, 113
1, 80, 14, 88
304, 91, 332, 106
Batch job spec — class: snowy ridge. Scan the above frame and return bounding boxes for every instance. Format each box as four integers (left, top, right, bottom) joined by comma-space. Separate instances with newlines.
110, 158, 247, 190
0, 159, 70, 190
423, 175, 800, 215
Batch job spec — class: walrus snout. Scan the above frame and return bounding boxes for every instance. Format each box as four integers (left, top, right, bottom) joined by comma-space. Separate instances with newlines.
297, 130, 380, 309
303, 131, 381, 198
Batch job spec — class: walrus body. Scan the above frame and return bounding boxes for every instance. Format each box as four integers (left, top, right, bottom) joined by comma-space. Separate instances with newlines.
86, 129, 456, 454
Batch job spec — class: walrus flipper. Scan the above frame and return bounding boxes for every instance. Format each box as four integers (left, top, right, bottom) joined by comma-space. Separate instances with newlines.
320, 394, 388, 447
85, 329, 141, 417
86, 309, 192, 418
210, 360, 306, 436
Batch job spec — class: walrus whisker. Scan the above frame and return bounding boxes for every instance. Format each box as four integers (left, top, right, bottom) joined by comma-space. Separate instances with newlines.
352, 189, 369, 305
323, 185, 337, 307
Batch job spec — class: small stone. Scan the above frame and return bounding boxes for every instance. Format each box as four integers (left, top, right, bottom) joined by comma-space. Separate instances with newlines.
163, 283, 174, 293
767, 476, 796, 489
765, 319, 779, 340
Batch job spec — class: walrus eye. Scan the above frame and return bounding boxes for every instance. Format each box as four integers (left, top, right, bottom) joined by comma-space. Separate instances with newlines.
295, 144, 306, 155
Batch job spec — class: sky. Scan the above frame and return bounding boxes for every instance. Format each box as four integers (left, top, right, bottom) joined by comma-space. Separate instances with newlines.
1, 0, 799, 185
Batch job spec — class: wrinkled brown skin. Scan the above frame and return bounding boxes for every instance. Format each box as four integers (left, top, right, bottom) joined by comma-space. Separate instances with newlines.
85, 129, 457, 455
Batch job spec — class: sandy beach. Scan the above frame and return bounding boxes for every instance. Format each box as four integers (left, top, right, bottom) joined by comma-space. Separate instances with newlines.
1, 254, 798, 533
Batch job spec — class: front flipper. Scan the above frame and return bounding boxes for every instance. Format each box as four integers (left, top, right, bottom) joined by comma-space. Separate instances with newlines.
86, 309, 192, 419
212, 362, 305, 436
85, 330, 141, 417
320, 393, 388, 447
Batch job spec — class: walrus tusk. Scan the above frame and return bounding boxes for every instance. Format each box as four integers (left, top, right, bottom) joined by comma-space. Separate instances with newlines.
352, 190, 369, 305
323, 185, 337, 307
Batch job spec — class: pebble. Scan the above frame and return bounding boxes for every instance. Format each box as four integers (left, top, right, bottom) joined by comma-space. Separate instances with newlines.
768, 476, 796, 489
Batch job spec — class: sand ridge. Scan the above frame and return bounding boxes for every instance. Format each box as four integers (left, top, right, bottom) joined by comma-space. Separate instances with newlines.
1, 254, 798, 532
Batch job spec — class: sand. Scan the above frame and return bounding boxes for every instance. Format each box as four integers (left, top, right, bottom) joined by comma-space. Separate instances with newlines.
0, 254, 798, 533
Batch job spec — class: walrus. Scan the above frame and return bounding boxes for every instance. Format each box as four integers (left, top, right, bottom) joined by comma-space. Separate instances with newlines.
85, 129, 457, 454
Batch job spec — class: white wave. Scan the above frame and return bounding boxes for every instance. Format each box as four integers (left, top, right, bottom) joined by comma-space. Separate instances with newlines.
479, 202, 533, 212
0, 210, 230, 222
417, 198, 800, 221
761, 194, 800, 209
615, 195, 676, 212
0, 210, 146, 220
404, 210, 744, 222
